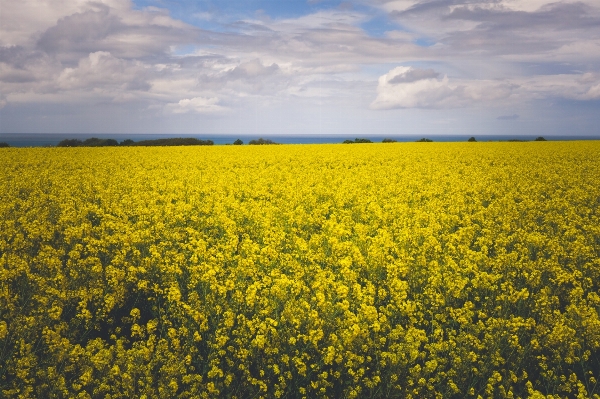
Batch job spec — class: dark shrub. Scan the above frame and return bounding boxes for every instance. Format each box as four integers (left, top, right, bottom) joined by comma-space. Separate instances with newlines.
134, 138, 214, 146
82, 137, 105, 146
468, 137, 477, 142
248, 138, 278, 145
57, 139, 83, 147
382, 138, 397, 143
233, 139, 244, 145
344, 138, 372, 144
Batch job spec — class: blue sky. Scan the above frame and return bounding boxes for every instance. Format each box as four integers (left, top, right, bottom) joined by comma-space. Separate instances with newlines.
1, 0, 600, 136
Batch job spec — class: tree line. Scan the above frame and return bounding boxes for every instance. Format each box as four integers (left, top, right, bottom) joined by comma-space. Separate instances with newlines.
56, 137, 282, 147
57, 137, 214, 147
1, 136, 550, 148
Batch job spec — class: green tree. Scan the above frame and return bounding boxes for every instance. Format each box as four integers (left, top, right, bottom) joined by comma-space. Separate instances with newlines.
249, 138, 277, 145
57, 139, 83, 147
133, 138, 214, 146
104, 139, 119, 146
233, 139, 244, 145
83, 137, 105, 146
343, 138, 374, 144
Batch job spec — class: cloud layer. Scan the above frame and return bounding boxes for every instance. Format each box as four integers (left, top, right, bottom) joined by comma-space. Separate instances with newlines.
1, 0, 599, 135
371, 66, 519, 109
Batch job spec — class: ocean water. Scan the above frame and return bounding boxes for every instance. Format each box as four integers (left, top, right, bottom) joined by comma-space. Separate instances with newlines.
0, 133, 598, 147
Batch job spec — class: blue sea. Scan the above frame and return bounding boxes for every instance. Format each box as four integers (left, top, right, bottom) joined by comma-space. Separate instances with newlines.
1, 133, 598, 147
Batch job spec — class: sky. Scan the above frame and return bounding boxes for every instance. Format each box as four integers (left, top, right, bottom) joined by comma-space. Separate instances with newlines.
1, 0, 600, 137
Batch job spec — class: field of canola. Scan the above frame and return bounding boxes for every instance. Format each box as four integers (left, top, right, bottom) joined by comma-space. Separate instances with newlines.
1, 142, 600, 398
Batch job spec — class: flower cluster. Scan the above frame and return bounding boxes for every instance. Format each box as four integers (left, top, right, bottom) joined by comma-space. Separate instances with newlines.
1, 142, 599, 398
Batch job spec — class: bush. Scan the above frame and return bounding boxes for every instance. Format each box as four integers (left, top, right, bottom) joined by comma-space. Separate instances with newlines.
134, 138, 214, 146
57, 139, 83, 147
58, 137, 215, 147
0, 142, 9, 148
248, 138, 278, 145
343, 138, 373, 144
233, 139, 244, 145
81, 138, 118, 147
416, 138, 433, 142
83, 137, 109, 147
382, 138, 397, 143
535, 136, 547, 141
468, 137, 477, 142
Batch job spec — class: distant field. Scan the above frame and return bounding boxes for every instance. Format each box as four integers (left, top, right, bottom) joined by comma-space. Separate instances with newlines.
1, 143, 599, 398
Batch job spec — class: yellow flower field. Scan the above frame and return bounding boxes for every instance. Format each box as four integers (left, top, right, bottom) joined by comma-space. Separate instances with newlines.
1, 142, 599, 398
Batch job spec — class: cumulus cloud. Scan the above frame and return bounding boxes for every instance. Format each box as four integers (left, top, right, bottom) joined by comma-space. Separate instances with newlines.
371, 66, 458, 109
35, 3, 196, 63
228, 59, 279, 80
0, 0, 91, 47
584, 84, 600, 100
37, 5, 123, 55
371, 66, 515, 109
386, 0, 600, 61
388, 68, 439, 84
166, 97, 226, 114
58, 51, 151, 91
573, 73, 600, 100
503, 72, 600, 103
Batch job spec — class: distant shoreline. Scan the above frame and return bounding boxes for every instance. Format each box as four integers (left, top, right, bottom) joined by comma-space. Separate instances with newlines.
1, 133, 600, 147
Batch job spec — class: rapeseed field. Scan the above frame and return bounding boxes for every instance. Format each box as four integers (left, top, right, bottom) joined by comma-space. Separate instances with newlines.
1, 142, 599, 398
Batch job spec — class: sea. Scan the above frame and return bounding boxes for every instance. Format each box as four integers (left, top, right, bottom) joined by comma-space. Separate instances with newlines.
1, 133, 599, 147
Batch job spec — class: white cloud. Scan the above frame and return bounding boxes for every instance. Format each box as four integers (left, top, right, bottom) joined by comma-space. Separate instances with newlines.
371, 65, 600, 110
0, 1, 166, 48
371, 66, 516, 109
584, 84, 600, 100
58, 51, 150, 91
0, 0, 91, 47
166, 97, 226, 114
498, 0, 566, 12
380, 0, 600, 65
228, 58, 279, 79
518, 73, 600, 101
371, 66, 457, 109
